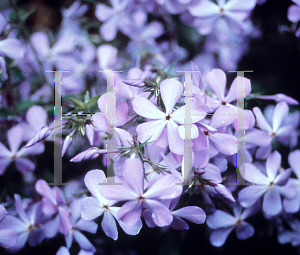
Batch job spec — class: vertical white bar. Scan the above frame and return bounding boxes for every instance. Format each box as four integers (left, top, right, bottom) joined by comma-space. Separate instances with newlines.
228, 71, 253, 186
183, 71, 193, 182
99, 70, 122, 185
47, 70, 70, 185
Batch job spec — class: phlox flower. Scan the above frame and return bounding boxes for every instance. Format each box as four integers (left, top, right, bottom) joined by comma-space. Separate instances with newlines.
95, 0, 133, 41
98, 158, 182, 227
0, 195, 44, 252
35, 180, 72, 237
81, 170, 142, 240
92, 92, 132, 147
188, 0, 256, 35
0, 125, 44, 175
207, 205, 257, 247
133, 78, 206, 155
253, 102, 293, 159
65, 199, 97, 252
205, 68, 252, 112
238, 151, 297, 216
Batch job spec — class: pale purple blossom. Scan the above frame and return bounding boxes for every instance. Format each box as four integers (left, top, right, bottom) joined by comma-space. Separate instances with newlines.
207, 205, 257, 247
98, 158, 182, 227
238, 151, 297, 216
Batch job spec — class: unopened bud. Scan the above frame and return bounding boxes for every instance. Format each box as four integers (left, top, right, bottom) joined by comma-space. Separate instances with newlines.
25, 126, 52, 148
70, 147, 106, 162
256, 94, 298, 105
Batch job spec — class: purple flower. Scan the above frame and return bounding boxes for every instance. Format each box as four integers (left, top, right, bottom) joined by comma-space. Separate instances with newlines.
238, 151, 296, 216
92, 92, 132, 147
207, 205, 257, 247
133, 78, 206, 155
188, 0, 256, 35
99, 158, 182, 227
65, 199, 97, 252
81, 170, 142, 240
253, 102, 293, 159
205, 69, 252, 111
95, 0, 133, 41
0, 195, 44, 252
35, 180, 72, 237
0, 125, 44, 175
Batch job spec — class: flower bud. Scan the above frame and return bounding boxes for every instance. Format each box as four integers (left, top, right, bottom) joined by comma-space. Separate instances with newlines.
25, 126, 52, 148
70, 147, 106, 162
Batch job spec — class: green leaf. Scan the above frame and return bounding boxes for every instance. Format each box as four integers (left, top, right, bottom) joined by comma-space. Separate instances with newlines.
17, 100, 41, 112
70, 98, 86, 111
86, 95, 101, 113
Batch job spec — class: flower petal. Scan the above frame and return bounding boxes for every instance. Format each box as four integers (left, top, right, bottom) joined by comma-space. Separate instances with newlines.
0, 39, 25, 59
144, 199, 173, 227
81, 197, 104, 220
160, 78, 183, 115
132, 97, 165, 119
101, 211, 118, 240
262, 188, 282, 216
7, 125, 24, 154
235, 221, 254, 240
117, 200, 142, 226
172, 206, 206, 224
225, 76, 251, 103
266, 151, 281, 181
244, 163, 268, 185
210, 227, 235, 247
136, 119, 166, 143
272, 102, 288, 132
253, 107, 272, 133
206, 69, 226, 101
238, 185, 267, 207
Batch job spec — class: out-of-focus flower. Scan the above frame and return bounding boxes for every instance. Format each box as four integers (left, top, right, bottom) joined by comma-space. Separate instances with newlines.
188, 0, 256, 35
0, 204, 17, 249
0, 125, 44, 175
288, 0, 300, 36
207, 205, 257, 247
0, 195, 44, 252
